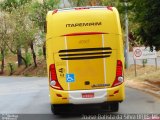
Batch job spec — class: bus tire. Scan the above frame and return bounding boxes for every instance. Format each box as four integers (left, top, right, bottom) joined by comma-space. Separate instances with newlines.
51, 104, 63, 115
110, 102, 119, 112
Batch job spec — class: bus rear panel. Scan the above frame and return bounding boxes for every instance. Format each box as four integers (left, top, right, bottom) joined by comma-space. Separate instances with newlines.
46, 6, 125, 114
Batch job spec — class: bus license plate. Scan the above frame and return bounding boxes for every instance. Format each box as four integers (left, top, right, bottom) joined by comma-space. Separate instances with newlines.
82, 93, 94, 98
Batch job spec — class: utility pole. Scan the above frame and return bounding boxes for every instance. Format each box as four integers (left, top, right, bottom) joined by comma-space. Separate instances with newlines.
124, 0, 129, 69
63, 0, 66, 8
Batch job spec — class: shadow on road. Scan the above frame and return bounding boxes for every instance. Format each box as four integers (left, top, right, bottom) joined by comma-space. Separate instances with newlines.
53, 104, 120, 120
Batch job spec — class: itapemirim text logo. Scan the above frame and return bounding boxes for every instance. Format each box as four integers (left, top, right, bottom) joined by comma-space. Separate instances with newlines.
66, 22, 102, 28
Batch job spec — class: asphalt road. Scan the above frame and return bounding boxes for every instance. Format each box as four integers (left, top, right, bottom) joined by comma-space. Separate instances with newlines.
0, 77, 160, 120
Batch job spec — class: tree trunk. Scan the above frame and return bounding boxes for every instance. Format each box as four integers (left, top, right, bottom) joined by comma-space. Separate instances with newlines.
20, 55, 28, 68
43, 20, 47, 60
5, 43, 28, 68
30, 41, 37, 67
8, 63, 14, 75
43, 41, 46, 60
17, 48, 28, 68
0, 49, 4, 74
17, 48, 23, 67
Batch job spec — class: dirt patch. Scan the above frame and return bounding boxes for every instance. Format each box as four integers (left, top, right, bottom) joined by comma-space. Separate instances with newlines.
125, 65, 160, 98
145, 79, 160, 88
12, 59, 47, 77
126, 80, 160, 98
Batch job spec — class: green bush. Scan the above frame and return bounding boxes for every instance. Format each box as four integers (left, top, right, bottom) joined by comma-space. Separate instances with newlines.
0, 54, 2, 61
8, 62, 16, 75
38, 48, 43, 57
142, 59, 147, 67
25, 52, 32, 66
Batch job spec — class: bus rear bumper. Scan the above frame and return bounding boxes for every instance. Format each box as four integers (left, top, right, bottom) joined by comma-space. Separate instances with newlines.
49, 83, 125, 104
69, 88, 107, 104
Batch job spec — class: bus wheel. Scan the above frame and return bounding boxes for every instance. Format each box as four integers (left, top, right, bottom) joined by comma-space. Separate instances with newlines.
109, 102, 119, 112
51, 104, 63, 115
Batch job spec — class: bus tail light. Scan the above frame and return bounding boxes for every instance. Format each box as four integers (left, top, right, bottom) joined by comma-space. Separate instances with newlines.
49, 64, 63, 90
106, 6, 113, 11
52, 9, 58, 15
112, 60, 124, 87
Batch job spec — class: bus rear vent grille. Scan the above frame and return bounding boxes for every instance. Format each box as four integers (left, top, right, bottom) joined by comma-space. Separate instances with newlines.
58, 47, 112, 60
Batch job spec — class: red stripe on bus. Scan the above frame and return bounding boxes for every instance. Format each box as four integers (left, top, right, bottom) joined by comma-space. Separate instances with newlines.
62, 32, 108, 36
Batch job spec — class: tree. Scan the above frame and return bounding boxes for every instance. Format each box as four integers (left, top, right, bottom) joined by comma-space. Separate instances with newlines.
69, 0, 88, 6
0, 12, 12, 74
69, 0, 103, 6
26, 20, 39, 67
130, 0, 160, 51
0, 0, 32, 67
0, 11, 14, 74
9, 4, 38, 68
29, 0, 60, 59
0, 0, 32, 12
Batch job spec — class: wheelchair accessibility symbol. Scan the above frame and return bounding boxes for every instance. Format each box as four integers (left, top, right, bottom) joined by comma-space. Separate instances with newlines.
66, 74, 75, 82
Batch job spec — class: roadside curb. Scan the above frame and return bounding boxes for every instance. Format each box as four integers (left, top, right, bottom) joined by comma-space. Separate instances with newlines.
125, 80, 160, 98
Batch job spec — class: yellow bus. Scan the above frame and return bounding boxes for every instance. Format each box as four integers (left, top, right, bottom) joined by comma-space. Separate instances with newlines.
46, 6, 125, 114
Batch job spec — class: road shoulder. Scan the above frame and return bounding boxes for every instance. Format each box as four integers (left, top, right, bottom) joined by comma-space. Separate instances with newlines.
125, 79, 160, 98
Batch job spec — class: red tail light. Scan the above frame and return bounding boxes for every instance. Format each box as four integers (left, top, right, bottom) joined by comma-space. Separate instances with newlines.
52, 9, 58, 15
49, 64, 63, 90
106, 6, 113, 11
116, 60, 122, 76
112, 60, 124, 87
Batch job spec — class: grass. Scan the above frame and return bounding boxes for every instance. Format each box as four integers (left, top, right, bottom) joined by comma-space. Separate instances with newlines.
125, 64, 160, 82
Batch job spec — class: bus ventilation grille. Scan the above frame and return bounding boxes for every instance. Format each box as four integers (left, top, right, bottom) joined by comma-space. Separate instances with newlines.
58, 47, 112, 60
